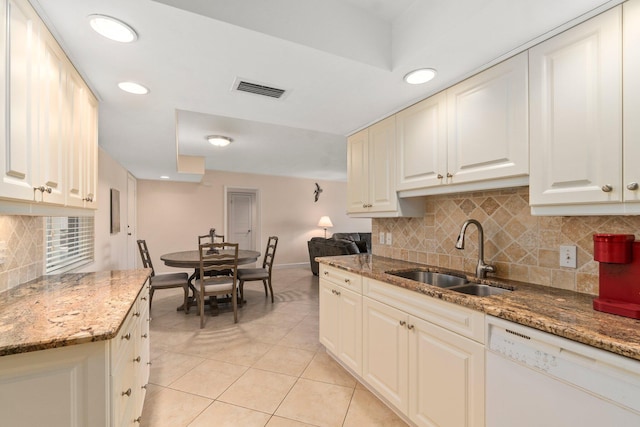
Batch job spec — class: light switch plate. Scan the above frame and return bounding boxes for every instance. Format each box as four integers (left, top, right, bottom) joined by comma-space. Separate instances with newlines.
379, 232, 385, 245
386, 232, 392, 246
559, 245, 577, 268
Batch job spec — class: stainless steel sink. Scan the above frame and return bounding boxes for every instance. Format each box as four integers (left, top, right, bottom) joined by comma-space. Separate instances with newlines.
388, 270, 469, 288
388, 269, 513, 296
446, 283, 512, 296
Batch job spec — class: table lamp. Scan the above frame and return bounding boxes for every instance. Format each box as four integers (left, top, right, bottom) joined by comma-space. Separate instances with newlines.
318, 216, 333, 239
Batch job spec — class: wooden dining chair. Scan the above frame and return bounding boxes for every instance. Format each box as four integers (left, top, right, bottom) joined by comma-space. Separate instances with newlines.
137, 239, 190, 312
238, 236, 278, 304
193, 242, 239, 328
198, 228, 225, 245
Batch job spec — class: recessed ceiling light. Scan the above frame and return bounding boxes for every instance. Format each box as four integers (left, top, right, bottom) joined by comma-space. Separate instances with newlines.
404, 68, 437, 85
118, 81, 149, 95
160, 175, 170, 179
206, 135, 233, 147
88, 14, 137, 43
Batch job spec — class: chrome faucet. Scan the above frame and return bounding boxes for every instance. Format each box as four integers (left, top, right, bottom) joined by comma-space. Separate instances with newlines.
455, 219, 495, 279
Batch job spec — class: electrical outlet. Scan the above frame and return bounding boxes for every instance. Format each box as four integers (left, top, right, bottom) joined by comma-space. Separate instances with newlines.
379, 232, 385, 245
386, 232, 392, 246
559, 245, 577, 268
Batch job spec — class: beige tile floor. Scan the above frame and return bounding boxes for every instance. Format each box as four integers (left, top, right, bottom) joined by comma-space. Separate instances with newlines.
141, 267, 409, 427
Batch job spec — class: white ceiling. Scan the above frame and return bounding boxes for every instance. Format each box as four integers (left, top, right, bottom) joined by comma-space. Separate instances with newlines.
31, 0, 621, 182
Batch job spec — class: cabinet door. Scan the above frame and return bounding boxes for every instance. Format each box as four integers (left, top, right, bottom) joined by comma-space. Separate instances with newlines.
36, 29, 67, 205
82, 93, 98, 207
396, 92, 447, 191
409, 316, 485, 427
362, 297, 408, 413
623, 0, 640, 204
319, 280, 339, 355
368, 115, 397, 212
346, 128, 369, 213
447, 52, 528, 185
529, 7, 622, 206
0, 0, 39, 201
65, 70, 86, 207
337, 286, 362, 376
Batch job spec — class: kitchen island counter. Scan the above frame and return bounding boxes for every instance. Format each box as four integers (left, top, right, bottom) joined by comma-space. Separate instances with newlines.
0, 269, 151, 357
317, 254, 640, 361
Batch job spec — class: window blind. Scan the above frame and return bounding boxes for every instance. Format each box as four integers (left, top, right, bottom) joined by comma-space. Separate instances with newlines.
45, 216, 95, 273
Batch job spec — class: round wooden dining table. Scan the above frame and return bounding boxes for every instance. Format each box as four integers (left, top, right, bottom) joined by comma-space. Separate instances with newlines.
160, 249, 261, 311
160, 249, 260, 269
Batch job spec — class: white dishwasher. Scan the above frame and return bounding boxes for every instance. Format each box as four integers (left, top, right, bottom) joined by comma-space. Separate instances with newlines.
486, 316, 640, 427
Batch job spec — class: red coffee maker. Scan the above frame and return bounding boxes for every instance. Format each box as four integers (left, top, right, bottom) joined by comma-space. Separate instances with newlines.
593, 234, 640, 319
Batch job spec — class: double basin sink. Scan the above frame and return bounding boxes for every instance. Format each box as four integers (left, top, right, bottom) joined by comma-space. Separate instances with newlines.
387, 270, 512, 296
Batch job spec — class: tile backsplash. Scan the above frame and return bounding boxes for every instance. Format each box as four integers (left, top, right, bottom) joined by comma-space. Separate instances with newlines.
0, 216, 44, 293
373, 187, 640, 295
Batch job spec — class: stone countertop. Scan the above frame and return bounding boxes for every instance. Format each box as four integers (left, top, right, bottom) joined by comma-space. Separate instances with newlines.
317, 254, 640, 362
0, 269, 151, 357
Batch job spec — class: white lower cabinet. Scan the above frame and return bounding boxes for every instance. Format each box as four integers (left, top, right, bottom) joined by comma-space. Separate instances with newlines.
0, 281, 150, 427
319, 265, 363, 375
320, 268, 485, 427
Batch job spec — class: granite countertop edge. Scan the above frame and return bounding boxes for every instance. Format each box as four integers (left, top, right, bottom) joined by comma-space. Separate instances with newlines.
317, 254, 640, 362
0, 269, 151, 357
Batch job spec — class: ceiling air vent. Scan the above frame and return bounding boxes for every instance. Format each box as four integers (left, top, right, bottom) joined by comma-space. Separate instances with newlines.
233, 78, 287, 99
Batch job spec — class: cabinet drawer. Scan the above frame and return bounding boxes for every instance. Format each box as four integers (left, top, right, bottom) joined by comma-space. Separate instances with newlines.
320, 264, 362, 293
110, 310, 136, 363
364, 278, 485, 343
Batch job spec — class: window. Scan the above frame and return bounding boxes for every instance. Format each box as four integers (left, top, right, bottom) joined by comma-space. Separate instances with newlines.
45, 216, 95, 273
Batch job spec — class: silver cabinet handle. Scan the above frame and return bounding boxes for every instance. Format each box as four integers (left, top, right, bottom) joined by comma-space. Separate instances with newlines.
133, 356, 141, 363
399, 320, 406, 326
627, 182, 639, 191
446, 172, 453, 178
122, 388, 132, 397
344, 279, 350, 284
134, 416, 142, 423
437, 174, 443, 179
601, 184, 613, 192
408, 324, 415, 330
323, 271, 329, 276
122, 333, 131, 340
142, 333, 148, 338
134, 312, 141, 317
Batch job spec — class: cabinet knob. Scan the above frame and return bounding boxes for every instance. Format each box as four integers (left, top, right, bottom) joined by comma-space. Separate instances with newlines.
134, 312, 141, 317
344, 279, 350, 284
399, 320, 406, 326
134, 416, 142, 423
142, 333, 148, 338
133, 356, 141, 363
627, 182, 639, 191
437, 174, 443, 179
323, 271, 329, 276
407, 324, 415, 330
446, 172, 453, 178
122, 388, 132, 397
141, 296, 147, 301
121, 333, 131, 340
601, 184, 613, 192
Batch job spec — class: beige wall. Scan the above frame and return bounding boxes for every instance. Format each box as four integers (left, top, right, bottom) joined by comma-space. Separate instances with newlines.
374, 186, 640, 295
78, 148, 134, 273
137, 170, 370, 274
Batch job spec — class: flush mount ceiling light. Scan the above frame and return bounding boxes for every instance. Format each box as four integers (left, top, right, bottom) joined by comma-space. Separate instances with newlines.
160, 175, 170, 179
404, 68, 437, 85
88, 14, 137, 43
206, 135, 233, 147
118, 81, 149, 95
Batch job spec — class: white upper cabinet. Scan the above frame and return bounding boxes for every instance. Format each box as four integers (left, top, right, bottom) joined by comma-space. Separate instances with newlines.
447, 52, 529, 185
396, 52, 529, 197
396, 92, 447, 191
623, 0, 640, 205
529, 6, 624, 213
347, 116, 424, 217
0, 0, 39, 201
0, 0, 98, 210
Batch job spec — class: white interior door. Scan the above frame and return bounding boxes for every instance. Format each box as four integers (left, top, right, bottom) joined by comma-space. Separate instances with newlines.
127, 174, 137, 268
227, 191, 256, 250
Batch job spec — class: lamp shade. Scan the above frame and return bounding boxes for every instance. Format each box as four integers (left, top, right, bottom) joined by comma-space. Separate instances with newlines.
317, 216, 333, 228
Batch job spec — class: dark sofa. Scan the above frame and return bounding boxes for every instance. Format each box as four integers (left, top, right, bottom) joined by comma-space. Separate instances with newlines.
308, 232, 372, 275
